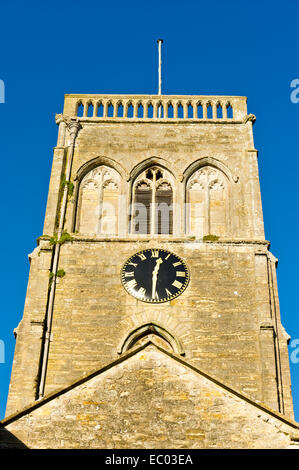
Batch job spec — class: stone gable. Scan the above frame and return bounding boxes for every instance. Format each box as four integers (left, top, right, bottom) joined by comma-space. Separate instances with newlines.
1, 344, 298, 449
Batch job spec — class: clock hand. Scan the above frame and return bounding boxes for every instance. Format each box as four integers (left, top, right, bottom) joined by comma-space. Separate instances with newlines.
152, 273, 157, 300
152, 258, 163, 299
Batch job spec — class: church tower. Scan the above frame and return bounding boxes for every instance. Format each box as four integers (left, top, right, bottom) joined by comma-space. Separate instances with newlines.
1, 93, 299, 449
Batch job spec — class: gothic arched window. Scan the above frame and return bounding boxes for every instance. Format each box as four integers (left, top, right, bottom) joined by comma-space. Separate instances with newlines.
131, 167, 173, 235
76, 165, 121, 236
186, 166, 229, 237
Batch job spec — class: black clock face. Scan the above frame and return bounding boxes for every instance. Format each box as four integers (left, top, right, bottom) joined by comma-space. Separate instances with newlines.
121, 249, 189, 303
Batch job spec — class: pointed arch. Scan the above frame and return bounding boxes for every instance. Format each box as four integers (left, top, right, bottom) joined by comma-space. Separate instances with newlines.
126, 101, 134, 118
73, 157, 126, 235
116, 100, 124, 117
197, 101, 203, 119
146, 101, 154, 118
137, 101, 144, 118
130, 163, 174, 235
167, 101, 174, 118
75, 164, 121, 235
182, 156, 236, 184
76, 101, 84, 117
184, 157, 233, 237
129, 156, 178, 183
118, 322, 185, 355
187, 101, 194, 118
216, 101, 223, 119
75, 156, 127, 183
86, 101, 94, 117
96, 101, 104, 117
206, 101, 213, 119
226, 101, 233, 119
157, 100, 164, 118
107, 101, 114, 118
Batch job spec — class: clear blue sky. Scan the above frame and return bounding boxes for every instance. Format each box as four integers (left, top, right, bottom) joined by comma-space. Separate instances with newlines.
1, 0, 299, 421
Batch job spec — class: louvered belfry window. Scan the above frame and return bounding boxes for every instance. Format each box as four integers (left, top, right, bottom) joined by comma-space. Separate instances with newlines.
131, 167, 173, 235
134, 182, 152, 235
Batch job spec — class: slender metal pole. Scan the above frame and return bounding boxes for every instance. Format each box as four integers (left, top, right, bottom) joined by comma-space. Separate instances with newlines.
157, 39, 163, 95
157, 39, 163, 118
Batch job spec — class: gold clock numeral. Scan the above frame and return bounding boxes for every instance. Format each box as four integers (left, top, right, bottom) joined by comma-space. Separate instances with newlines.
176, 271, 186, 277
173, 261, 182, 267
172, 280, 183, 289
151, 250, 159, 258
165, 288, 172, 297
154, 291, 159, 301
165, 253, 171, 260
124, 271, 135, 278
127, 261, 138, 268
138, 253, 147, 261
137, 287, 146, 297
125, 279, 137, 289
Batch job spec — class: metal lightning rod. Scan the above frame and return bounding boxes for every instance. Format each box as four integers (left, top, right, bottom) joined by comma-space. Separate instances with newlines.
157, 39, 163, 117
157, 39, 163, 95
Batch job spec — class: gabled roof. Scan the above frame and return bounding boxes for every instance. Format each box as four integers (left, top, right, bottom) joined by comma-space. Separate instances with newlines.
2, 341, 299, 432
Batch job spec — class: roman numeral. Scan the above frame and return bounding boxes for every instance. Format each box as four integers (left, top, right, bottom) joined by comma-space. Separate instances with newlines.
137, 287, 146, 297
165, 288, 172, 297
125, 279, 137, 289
124, 271, 135, 277
138, 253, 146, 261
173, 261, 182, 267
172, 280, 183, 289
176, 271, 186, 277
127, 261, 138, 267
151, 250, 159, 258
165, 253, 171, 260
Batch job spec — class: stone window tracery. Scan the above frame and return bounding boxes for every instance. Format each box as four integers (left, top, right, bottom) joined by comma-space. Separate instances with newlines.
186, 166, 229, 237
76, 165, 121, 236
131, 166, 173, 235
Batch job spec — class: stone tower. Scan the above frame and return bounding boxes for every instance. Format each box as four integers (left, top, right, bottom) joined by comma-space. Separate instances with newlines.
1, 94, 298, 448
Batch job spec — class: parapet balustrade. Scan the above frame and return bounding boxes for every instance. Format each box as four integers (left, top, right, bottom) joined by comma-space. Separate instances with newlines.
63, 95, 249, 122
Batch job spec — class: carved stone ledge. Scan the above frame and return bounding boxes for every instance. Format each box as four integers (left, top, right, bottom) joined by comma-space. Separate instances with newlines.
243, 113, 256, 124
260, 321, 276, 334
55, 113, 72, 126
55, 114, 82, 141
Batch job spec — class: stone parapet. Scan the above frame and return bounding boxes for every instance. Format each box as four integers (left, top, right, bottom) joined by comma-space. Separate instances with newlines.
63, 94, 248, 122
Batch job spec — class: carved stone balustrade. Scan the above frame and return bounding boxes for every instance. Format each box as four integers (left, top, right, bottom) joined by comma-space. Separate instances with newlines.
62, 94, 249, 122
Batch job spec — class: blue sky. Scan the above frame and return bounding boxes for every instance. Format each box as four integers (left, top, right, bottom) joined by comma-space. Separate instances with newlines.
1, 0, 299, 421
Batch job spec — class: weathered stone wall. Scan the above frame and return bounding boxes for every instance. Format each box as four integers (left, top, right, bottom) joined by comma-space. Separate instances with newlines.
1, 346, 298, 449
63, 120, 263, 240
4, 94, 294, 440
44, 240, 267, 401
6, 238, 292, 419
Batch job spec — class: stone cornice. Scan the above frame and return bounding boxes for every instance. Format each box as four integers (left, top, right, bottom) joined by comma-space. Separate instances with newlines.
37, 235, 270, 247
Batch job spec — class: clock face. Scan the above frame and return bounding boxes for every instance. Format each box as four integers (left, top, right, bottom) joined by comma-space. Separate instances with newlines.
121, 248, 189, 303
